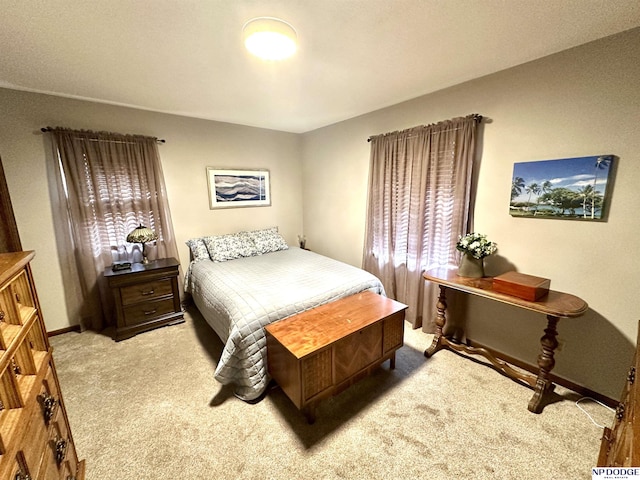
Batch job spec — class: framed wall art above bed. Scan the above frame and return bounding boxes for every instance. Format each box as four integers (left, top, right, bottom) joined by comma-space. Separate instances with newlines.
206, 167, 271, 209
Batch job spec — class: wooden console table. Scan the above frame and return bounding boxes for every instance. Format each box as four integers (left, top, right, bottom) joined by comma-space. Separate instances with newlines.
423, 267, 588, 413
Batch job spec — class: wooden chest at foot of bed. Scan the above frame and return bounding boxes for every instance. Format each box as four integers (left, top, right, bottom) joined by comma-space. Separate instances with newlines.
265, 291, 407, 423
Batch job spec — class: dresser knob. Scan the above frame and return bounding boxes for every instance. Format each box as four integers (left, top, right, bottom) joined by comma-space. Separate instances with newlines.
11, 358, 21, 375
15, 471, 31, 480
55, 437, 68, 464
141, 289, 155, 296
40, 394, 58, 423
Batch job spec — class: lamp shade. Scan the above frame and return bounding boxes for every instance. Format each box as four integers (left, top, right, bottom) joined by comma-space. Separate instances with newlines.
242, 17, 297, 60
126, 224, 157, 244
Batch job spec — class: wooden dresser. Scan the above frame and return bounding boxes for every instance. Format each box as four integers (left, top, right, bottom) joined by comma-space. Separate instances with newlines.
598, 321, 640, 466
105, 258, 184, 341
266, 291, 407, 423
0, 251, 85, 479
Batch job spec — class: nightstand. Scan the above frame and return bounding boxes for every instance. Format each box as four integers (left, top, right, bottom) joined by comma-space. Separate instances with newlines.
104, 257, 184, 341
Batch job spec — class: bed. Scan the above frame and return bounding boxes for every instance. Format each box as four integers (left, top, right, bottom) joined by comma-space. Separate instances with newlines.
185, 228, 385, 401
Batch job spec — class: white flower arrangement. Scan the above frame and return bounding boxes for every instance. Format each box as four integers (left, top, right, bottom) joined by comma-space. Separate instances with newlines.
456, 232, 497, 259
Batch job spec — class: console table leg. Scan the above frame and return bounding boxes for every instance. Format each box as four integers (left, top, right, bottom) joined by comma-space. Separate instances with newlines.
528, 315, 559, 413
425, 285, 447, 358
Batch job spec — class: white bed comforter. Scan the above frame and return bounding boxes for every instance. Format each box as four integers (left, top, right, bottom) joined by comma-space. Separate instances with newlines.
186, 247, 385, 401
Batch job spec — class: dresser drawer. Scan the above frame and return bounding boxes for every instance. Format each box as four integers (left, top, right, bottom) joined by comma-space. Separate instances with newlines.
39, 416, 78, 480
120, 278, 173, 305
123, 298, 176, 326
21, 363, 58, 477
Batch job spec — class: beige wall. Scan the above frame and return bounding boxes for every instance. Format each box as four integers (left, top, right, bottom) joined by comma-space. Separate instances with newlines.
301, 28, 640, 398
0, 89, 302, 332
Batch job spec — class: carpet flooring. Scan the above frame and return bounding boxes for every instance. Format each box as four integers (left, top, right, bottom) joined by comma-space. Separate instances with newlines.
50, 306, 609, 479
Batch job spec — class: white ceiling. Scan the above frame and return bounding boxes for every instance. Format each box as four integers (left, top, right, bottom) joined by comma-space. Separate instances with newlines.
1, 1, 639, 133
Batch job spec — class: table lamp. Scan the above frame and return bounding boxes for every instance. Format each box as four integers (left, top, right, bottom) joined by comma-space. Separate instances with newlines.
126, 224, 158, 264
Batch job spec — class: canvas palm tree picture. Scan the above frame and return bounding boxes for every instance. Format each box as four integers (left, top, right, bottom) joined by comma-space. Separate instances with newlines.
510, 155, 615, 220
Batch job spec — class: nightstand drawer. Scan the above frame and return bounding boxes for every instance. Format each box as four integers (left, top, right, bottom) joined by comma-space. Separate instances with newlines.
123, 298, 176, 326
105, 258, 184, 341
120, 279, 173, 305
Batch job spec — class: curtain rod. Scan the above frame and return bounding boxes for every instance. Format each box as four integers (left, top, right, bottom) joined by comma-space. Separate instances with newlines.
367, 114, 483, 142
40, 127, 166, 144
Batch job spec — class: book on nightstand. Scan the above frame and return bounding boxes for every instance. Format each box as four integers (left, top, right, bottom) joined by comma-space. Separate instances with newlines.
112, 261, 132, 272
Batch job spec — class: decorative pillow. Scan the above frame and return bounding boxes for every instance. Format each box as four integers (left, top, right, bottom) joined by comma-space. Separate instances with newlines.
203, 233, 256, 262
185, 238, 210, 262
235, 231, 259, 257
247, 227, 289, 255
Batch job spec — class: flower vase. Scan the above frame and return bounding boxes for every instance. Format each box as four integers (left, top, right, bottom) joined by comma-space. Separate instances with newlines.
458, 253, 484, 278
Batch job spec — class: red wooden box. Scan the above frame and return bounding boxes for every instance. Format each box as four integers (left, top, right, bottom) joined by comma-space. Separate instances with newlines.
492, 271, 550, 301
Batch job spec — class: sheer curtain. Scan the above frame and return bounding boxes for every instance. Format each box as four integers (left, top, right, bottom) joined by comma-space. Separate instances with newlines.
46, 128, 180, 331
363, 114, 481, 330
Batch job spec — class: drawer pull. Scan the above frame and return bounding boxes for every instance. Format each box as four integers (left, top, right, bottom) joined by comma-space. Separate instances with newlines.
616, 403, 625, 420
0, 310, 4, 321
628, 366, 636, 385
40, 393, 58, 423
11, 358, 21, 375
15, 471, 31, 480
141, 289, 155, 296
55, 437, 68, 464
144, 309, 157, 316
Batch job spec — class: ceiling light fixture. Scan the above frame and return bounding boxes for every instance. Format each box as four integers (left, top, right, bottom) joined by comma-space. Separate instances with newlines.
242, 17, 297, 61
